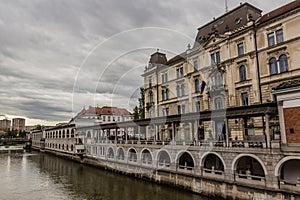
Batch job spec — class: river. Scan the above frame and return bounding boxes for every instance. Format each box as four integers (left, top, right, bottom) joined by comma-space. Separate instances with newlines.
0, 151, 212, 200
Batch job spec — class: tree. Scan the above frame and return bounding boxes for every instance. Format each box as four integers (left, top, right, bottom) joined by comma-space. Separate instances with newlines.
133, 88, 145, 120
138, 87, 145, 119
133, 106, 139, 120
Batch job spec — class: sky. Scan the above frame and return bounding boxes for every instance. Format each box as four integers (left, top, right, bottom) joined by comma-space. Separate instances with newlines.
0, 0, 291, 126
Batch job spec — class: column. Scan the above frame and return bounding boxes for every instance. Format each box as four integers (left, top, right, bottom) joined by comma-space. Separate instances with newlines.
172, 122, 175, 144
115, 128, 117, 144
278, 101, 286, 144
138, 125, 141, 143
225, 118, 229, 147
125, 127, 128, 144
194, 120, 199, 142
265, 114, 271, 148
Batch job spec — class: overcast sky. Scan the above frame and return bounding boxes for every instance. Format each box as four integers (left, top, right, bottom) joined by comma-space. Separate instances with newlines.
0, 0, 291, 125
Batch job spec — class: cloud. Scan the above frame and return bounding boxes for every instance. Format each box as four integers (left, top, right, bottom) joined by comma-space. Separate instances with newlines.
0, 0, 291, 125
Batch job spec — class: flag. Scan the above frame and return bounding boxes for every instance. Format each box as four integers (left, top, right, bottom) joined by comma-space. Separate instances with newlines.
200, 81, 206, 94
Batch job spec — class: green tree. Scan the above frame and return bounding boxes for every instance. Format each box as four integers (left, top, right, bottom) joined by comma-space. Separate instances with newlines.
138, 88, 145, 119
133, 106, 139, 120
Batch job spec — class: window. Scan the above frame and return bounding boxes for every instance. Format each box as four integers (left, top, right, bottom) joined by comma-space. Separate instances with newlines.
103, 116, 106, 121
239, 65, 246, 81
214, 97, 223, 110
241, 92, 248, 106
216, 51, 221, 64
268, 29, 284, 47
215, 72, 223, 87
196, 101, 201, 112
194, 79, 200, 92
237, 42, 244, 56
108, 116, 111, 121
162, 88, 169, 101
279, 54, 288, 72
149, 91, 153, 103
163, 108, 169, 116
211, 51, 221, 65
269, 57, 278, 75
210, 53, 215, 66
176, 67, 184, 78
162, 73, 168, 83
148, 78, 152, 87
177, 105, 185, 114
193, 60, 198, 71
177, 84, 185, 97
267, 32, 275, 47
276, 29, 284, 44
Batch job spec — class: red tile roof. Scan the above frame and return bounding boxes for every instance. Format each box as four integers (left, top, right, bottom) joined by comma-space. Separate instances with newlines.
80, 106, 132, 115
260, 0, 300, 24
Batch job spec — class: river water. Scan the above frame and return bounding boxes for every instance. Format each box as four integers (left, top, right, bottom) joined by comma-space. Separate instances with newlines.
0, 151, 212, 200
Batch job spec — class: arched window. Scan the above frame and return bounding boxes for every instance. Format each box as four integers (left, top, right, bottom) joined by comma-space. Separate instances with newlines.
269, 57, 278, 75
215, 72, 223, 87
215, 97, 223, 110
194, 79, 200, 92
239, 65, 246, 81
279, 54, 288, 73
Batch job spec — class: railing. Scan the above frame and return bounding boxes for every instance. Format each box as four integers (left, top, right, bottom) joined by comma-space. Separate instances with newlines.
203, 168, 224, 175
95, 138, 280, 149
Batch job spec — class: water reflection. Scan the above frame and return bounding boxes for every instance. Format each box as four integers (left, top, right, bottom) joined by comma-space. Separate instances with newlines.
0, 152, 211, 200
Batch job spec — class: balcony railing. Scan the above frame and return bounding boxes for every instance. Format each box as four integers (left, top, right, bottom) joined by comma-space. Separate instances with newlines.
94, 139, 280, 149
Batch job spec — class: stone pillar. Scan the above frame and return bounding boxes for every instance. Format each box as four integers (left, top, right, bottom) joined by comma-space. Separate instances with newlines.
225, 118, 229, 147
125, 127, 128, 144
278, 101, 286, 144
115, 128, 118, 144
194, 120, 199, 142
172, 122, 175, 144
265, 114, 271, 148
138, 126, 141, 143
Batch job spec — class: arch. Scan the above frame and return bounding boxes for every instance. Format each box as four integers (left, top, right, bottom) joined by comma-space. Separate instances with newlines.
128, 148, 137, 162
87, 131, 91, 138
62, 130, 65, 138
239, 65, 246, 81
116, 147, 125, 160
156, 149, 172, 167
279, 54, 288, 73
62, 144, 64, 150
269, 57, 278, 75
71, 128, 75, 137
232, 154, 267, 177
274, 156, 300, 177
200, 152, 227, 170
66, 144, 69, 151
141, 148, 153, 164
176, 150, 195, 170
214, 97, 223, 110
70, 145, 74, 151
107, 147, 115, 159
66, 129, 70, 138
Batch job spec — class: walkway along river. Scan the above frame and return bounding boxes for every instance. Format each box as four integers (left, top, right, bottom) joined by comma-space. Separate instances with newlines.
0, 151, 212, 200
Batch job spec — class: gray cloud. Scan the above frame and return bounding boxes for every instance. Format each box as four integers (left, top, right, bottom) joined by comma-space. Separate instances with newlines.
0, 0, 291, 125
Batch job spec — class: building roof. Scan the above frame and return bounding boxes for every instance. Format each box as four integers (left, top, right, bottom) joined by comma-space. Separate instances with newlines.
78, 106, 132, 116
194, 2, 262, 47
149, 51, 167, 65
165, 52, 186, 66
260, 0, 300, 24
